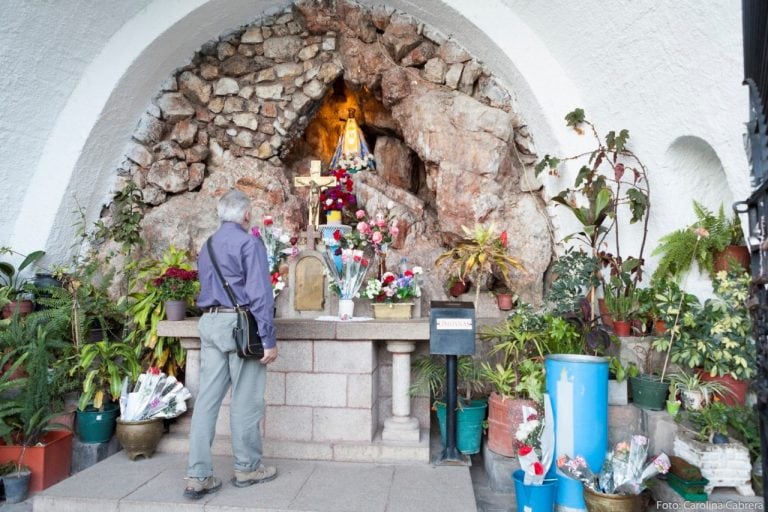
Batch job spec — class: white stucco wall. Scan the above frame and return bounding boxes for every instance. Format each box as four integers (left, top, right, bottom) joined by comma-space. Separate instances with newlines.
0, 0, 750, 292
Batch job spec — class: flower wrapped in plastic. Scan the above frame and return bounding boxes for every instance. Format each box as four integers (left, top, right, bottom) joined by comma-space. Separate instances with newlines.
515, 395, 555, 485
323, 247, 371, 300
119, 368, 192, 421
251, 216, 297, 298
556, 435, 670, 495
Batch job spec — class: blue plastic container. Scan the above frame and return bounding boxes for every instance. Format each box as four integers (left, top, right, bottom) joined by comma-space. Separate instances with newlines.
545, 354, 608, 511
513, 470, 557, 512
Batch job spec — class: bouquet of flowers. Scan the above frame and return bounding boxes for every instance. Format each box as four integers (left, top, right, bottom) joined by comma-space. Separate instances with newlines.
363, 266, 423, 303
252, 216, 297, 272
334, 153, 375, 174
119, 367, 192, 421
515, 395, 555, 485
152, 266, 199, 301
323, 247, 370, 299
556, 435, 671, 495
320, 168, 357, 213
341, 208, 399, 255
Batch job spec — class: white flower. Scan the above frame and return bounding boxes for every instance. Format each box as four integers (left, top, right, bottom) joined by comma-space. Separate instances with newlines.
412, 266, 423, 275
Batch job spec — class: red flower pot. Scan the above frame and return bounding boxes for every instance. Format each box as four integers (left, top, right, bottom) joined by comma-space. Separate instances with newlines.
698, 371, 749, 405
486, 392, 536, 457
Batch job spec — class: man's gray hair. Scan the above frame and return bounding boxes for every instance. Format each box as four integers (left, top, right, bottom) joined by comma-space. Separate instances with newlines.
217, 189, 251, 223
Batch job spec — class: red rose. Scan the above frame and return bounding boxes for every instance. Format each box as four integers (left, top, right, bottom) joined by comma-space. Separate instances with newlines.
383, 274, 395, 284
361, 258, 369, 267
404, 270, 414, 278
264, 216, 273, 226
499, 230, 508, 248
518, 445, 533, 456
333, 229, 341, 241
533, 462, 544, 475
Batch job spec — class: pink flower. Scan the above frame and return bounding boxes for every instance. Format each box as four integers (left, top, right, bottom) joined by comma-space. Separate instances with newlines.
372, 232, 383, 244
356, 210, 366, 219
376, 218, 387, 228
263, 216, 273, 226
390, 225, 400, 236
251, 227, 261, 237
357, 221, 371, 234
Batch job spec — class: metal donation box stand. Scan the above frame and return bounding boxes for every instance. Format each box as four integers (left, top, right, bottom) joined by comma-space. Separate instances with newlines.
429, 301, 475, 464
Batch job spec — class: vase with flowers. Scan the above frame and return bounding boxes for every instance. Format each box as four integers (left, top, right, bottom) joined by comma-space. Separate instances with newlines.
152, 267, 198, 321
512, 397, 557, 512
323, 247, 371, 320
338, 207, 399, 278
556, 435, 670, 511
319, 168, 357, 224
363, 266, 423, 319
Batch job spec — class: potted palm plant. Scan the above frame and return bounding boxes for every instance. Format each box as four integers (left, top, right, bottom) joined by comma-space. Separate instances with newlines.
435, 224, 524, 310
71, 339, 140, 443
0, 248, 46, 319
411, 355, 487, 455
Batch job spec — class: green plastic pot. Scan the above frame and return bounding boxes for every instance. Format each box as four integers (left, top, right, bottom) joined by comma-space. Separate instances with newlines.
435, 399, 488, 455
76, 402, 120, 443
629, 375, 669, 411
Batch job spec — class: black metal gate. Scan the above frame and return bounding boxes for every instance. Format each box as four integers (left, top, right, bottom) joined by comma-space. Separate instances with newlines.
740, 1, 768, 505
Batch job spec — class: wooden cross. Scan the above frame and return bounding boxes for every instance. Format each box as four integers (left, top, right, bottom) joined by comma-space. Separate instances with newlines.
293, 160, 337, 229
299, 224, 323, 251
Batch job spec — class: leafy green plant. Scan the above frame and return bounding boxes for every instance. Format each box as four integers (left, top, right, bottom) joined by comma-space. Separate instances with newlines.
535, 108, 651, 286
545, 248, 599, 316
72, 340, 140, 411
681, 402, 730, 442
653, 270, 754, 380
410, 355, 485, 404
435, 223, 525, 308
652, 202, 742, 280
666, 370, 733, 405
0, 248, 46, 299
725, 405, 759, 462
92, 181, 145, 253
126, 246, 194, 376
609, 357, 637, 382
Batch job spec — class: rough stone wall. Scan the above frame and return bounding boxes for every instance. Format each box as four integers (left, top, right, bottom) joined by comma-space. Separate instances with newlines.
110, 0, 552, 305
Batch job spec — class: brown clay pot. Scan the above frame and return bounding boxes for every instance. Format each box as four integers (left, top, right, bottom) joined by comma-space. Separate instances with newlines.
486, 392, 536, 457
698, 371, 749, 405
598, 298, 613, 328
582, 485, 645, 512
496, 293, 515, 311
448, 279, 469, 298
613, 320, 631, 337
713, 245, 750, 273
2, 300, 34, 319
653, 319, 667, 336
115, 418, 165, 460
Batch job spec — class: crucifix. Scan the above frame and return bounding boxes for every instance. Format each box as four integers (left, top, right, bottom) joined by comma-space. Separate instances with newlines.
293, 160, 337, 230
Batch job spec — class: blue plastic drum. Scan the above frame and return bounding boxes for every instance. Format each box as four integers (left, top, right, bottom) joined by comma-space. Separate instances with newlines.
545, 354, 608, 511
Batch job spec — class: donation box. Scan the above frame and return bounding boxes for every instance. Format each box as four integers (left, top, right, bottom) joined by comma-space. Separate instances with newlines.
429, 301, 476, 355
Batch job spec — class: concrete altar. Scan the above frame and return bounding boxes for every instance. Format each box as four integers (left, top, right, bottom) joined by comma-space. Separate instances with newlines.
156, 318, 431, 463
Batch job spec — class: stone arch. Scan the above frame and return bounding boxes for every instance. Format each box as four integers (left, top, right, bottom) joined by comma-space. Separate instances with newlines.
10, 0, 585, 306
119, 2, 554, 305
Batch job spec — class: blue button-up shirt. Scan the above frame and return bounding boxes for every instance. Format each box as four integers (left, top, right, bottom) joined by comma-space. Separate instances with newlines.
197, 222, 276, 349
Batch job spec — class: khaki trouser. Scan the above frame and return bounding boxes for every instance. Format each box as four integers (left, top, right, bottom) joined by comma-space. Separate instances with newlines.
186, 312, 267, 478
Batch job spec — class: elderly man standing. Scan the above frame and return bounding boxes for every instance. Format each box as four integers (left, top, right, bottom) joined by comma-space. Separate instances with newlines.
184, 189, 278, 499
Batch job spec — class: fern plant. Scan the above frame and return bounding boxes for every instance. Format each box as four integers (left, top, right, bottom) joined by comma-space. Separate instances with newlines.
652, 202, 738, 280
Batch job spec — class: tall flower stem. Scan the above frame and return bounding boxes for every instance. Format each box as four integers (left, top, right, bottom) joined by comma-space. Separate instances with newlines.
659, 232, 703, 381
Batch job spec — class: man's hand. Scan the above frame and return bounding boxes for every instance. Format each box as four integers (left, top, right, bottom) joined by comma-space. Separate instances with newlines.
260, 346, 278, 364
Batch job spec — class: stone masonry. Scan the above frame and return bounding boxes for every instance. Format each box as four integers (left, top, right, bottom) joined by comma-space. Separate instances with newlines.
105, 0, 553, 306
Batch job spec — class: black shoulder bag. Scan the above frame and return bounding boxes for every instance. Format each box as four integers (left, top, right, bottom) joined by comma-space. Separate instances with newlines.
206, 238, 265, 359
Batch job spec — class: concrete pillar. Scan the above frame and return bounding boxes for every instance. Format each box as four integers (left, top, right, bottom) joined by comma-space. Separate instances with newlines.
382, 341, 420, 441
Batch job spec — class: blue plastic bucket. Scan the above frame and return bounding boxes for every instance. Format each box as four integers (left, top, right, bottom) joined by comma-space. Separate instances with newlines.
545, 354, 608, 511
513, 470, 557, 512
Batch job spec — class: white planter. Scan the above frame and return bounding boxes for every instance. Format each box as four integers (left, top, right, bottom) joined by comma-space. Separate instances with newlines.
673, 431, 754, 496
681, 389, 705, 410
338, 299, 355, 320
608, 379, 628, 405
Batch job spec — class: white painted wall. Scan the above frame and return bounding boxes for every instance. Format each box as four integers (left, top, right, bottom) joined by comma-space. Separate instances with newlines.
0, 0, 750, 294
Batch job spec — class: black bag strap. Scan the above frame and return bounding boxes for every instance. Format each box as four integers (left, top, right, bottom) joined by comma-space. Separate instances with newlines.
206, 238, 244, 310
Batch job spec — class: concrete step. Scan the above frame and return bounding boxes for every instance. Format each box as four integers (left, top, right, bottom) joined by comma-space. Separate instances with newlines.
33, 451, 477, 512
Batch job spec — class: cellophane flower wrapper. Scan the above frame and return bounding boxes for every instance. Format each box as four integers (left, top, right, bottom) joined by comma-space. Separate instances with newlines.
323, 248, 369, 299
556, 454, 597, 489
516, 394, 555, 485
120, 370, 192, 421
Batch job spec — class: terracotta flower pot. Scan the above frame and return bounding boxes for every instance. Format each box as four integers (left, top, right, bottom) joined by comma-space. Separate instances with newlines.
698, 371, 748, 405
653, 319, 667, 336
495, 293, 515, 311
486, 392, 536, 457
2, 300, 34, 319
598, 298, 613, 328
613, 320, 631, 337
448, 280, 469, 298
713, 245, 750, 273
